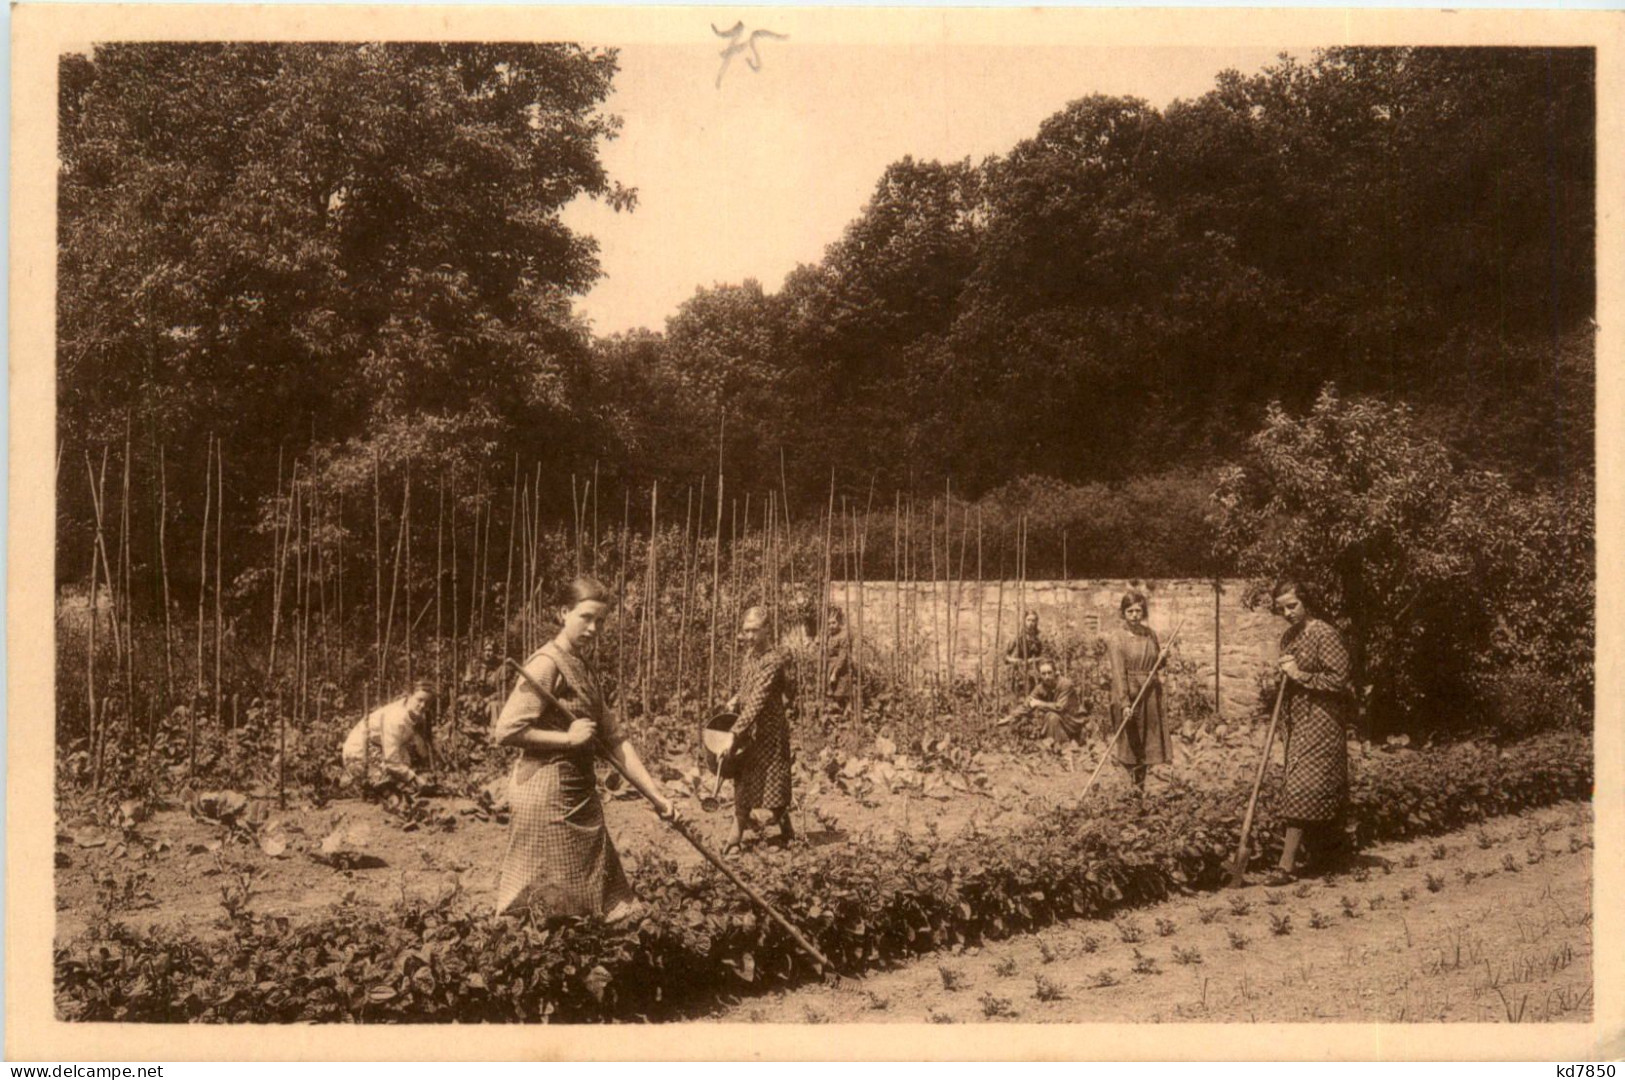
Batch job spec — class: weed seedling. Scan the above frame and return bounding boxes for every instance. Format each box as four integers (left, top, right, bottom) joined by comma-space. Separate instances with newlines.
803, 1005, 830, 1024
1430, 843, 1449, 861
938, 965, 966, 992
1476, 831, 1494, 850
1155, 917, 1177, 938
1228, 895, 1252, 917
1269, 912, 1293, 936
1339, 896, 1361, 919
1425, 873, 1446, 893
1350, 866, 1371, 884
1131, 948, 1161, 976
1456, 867, 1479, 886
1526, 849, 1546, 866
994, 956, 1018, 978
1367, 894, 1387, 912
979, 992, 1015, 1018
1308, 910, 1332, 930
1293, 882, 1314, 899
1115, 917, 1145, 944
1172, 945, 1204, 966
1226, 929, 1250, 951
1090, 968, 1120, 989
1400, 885, 1417, 902
1033, 974, 1066, 1001
1264, 890, 1285, 907
1078, 934, 1100, 954
1196, 905, 1222, 924
864, 991, 891, 1011
1568, 834, 1588, 854
1502, 853, 1520, 873
1037, 938, 1057, 964
1402, 853, 1419, 869
927, 1010, 954, 1024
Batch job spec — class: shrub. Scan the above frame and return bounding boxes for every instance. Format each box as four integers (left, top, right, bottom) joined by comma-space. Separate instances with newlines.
1212, 388, 1593, 738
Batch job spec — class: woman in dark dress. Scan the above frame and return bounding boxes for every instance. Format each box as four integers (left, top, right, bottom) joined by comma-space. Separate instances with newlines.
1264, 580, 1353, 885
1106, 589, 1171, 792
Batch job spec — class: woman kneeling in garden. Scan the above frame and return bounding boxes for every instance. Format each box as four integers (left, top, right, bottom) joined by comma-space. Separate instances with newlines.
342, 680, 436, 793
1265, 580, 1353, 885
492, 576, 676, 921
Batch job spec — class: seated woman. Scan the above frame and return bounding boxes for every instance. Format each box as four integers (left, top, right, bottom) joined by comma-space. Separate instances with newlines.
342, 681, 436, 792
999, 660, 1087, 769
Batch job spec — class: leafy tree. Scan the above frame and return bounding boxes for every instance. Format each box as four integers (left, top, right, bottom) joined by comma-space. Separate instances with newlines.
59, 42, 632, 531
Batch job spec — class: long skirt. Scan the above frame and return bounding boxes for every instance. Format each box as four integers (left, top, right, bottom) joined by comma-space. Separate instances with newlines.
1040, 711, 1088, 745
735, 738, 793, 811
495, 755, 633, 917
1114, 678, 1172, 767
1280, 696, 1348, 823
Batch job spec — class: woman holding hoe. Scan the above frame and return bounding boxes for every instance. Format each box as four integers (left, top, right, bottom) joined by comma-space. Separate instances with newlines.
1263, 580, 1353, 885
492, 576, 677, 921
1106, 588, 1171, 792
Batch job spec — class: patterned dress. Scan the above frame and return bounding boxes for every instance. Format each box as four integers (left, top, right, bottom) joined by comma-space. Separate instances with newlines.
732, 646, 794, 811
1278, 618, 1352, 823
491, 643, 634, 918
1107, 625, 1172, 768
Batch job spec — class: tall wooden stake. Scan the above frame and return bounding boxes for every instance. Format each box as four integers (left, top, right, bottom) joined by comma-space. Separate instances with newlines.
213, 439, 224, 743
158, 445, 175, 709
503, 456, 518, 660
708, 415, 725, 708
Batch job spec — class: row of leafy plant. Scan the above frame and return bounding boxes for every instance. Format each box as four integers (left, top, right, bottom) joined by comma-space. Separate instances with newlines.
55, 729, 1591, 1022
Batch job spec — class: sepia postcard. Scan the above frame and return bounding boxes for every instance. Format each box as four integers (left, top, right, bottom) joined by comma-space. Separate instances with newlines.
8, 2, 1624, 1062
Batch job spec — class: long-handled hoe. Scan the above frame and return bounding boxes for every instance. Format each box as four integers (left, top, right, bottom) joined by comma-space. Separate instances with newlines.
1225, 678, 1288, 888
502, 658, 835, 974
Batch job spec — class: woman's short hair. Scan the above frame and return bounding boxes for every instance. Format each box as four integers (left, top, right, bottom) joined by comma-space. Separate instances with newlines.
1120, 588, 1150, 615
556, 575, 614, 610
409, 679, 437, 699
1271, 579, 1321, 616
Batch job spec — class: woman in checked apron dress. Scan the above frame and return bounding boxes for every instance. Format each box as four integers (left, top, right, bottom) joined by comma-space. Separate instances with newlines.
491, 576, 676, 921
1264, 580, 1353, 885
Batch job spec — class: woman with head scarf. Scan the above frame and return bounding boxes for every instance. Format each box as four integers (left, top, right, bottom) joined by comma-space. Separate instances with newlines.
1264, 580, 1353, 884
1106, 588, 1171, 792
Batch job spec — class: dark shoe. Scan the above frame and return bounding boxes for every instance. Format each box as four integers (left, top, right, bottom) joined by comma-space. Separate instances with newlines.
1262, 868, 1297, 887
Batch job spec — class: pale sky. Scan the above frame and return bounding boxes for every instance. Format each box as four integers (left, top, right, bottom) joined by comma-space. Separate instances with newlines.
561, 42, 1290, 335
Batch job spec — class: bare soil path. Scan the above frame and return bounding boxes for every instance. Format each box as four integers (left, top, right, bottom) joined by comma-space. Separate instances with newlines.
53, 744, 1100, 942
711, 802, 1594, 1024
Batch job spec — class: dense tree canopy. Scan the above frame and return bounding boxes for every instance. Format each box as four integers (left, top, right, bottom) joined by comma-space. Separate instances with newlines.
600, 46, 1594, 507
60, 42, 631, 522
59, 44, 1594, 584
